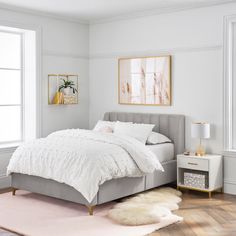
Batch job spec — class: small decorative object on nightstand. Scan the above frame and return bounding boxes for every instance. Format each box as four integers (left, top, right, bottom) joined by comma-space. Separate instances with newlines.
177, 154, 222, 198
191, 122, 210, 156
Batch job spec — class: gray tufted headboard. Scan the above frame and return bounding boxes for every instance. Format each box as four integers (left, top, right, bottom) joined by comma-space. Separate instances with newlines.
104, 112, 185, 156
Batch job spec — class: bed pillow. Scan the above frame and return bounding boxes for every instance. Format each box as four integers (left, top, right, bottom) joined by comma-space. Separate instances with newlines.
146, 131, 171, 145
114, 122, 155, 144
93, 120, 115, 133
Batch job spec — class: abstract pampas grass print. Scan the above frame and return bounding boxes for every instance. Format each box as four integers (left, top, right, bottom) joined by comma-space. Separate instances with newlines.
119, 56, 171, 105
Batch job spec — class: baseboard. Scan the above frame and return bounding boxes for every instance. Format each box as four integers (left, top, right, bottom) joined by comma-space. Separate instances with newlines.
0, 175, 11, 189
224, 180, 236, 195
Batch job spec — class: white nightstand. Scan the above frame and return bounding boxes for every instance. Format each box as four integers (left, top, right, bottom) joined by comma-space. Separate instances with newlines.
177, 154, 223, 198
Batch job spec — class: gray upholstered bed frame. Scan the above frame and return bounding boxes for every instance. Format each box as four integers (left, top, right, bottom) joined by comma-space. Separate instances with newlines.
11, 112, 185, 215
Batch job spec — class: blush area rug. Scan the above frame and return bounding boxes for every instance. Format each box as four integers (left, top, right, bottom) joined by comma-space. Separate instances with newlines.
0, 190, 181, 236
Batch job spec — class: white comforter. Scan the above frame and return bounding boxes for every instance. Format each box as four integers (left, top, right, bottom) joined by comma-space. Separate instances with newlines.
7, 129, 163, 202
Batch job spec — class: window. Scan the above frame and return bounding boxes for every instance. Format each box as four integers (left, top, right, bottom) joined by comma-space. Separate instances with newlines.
0, 26, 38, 147
224, 15, 236, 154
0, 31, 22, 143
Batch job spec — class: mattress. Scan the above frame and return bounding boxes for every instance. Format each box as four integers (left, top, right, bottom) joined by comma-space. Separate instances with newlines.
147, 143, 174, 163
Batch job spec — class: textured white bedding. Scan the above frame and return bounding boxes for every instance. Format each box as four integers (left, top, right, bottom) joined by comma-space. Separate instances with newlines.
147, 143, 174, 163
7, 129, 163, 203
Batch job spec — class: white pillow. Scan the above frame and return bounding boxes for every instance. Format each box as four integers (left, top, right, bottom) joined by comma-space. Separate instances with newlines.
147, 132, 171, 145
93, 120, 116, 133
114, 122, 155, 144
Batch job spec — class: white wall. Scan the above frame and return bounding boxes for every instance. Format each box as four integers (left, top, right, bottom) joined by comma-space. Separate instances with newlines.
89, 3, 236, 194
0, 8, 89, 187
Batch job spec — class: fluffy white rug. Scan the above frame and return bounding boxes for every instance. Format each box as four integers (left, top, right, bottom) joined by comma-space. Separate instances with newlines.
108, 187, 183, 226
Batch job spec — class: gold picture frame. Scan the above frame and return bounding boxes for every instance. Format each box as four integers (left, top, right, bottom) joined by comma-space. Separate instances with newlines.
118, 56, 171, 106
48, 74, 78, 105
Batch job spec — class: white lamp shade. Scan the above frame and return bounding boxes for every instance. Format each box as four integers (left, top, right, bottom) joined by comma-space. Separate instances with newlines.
191, 123, 210, 139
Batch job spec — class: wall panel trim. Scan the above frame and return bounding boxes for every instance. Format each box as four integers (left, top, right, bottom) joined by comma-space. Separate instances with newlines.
0, 176, 11, 189
43, 50, 89, 60
89, 44, 222, 59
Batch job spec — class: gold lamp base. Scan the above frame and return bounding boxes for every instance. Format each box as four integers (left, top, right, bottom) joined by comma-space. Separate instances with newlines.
195, 144, 205, 157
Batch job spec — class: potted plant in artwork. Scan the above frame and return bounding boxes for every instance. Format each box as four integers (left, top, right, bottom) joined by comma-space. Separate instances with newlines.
59, 78, 78, 95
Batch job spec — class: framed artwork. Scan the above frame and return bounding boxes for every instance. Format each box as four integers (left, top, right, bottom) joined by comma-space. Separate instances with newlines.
48, 74, 78, 105
118, 56, 171, 105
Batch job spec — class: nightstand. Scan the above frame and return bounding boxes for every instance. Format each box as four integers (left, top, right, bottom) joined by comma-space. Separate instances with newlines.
177, 154, 223, 198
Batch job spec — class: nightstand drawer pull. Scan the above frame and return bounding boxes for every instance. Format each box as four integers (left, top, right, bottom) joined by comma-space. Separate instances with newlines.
188, 162, 198, 166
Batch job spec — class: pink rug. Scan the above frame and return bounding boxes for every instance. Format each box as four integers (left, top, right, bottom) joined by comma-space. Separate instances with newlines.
0, 191, 181, 236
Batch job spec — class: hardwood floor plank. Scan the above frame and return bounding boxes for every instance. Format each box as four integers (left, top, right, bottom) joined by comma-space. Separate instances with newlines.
150, 191, 236, 236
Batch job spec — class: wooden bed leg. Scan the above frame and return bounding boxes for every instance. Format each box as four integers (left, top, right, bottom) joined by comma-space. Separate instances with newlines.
87, 205, 95, 216
209, 191, 212, 198
12, 188, 17, 196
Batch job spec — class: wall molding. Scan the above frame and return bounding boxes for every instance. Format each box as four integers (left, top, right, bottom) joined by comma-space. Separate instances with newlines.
224, 179, 236, 185
89, 44, 223, 59
42, 45, 221, 60
224, 179, 236, 195
223, 14, 236, 154
0, 146, 17, 155
0, 1, 235, 26
223, 151, 236, 158
90, 0, 236, 25
0, 176, 11, 189
43, 50, 89, 60
0, 3, 89, 25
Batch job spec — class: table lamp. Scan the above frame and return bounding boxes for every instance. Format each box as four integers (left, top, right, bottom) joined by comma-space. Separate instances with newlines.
191, 122, 210, 156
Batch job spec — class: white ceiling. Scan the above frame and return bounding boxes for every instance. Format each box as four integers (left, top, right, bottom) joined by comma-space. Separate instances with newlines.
0, 0, 235, 23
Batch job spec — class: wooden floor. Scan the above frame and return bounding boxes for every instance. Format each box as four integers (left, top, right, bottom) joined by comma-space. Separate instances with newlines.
150, 190, 236, 236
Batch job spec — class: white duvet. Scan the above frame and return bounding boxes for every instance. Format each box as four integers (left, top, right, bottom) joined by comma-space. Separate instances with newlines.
7, 129, 163, 202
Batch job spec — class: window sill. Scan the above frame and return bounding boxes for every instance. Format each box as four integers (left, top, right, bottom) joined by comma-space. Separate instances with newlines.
222, 150, 236, 158
0, 142, 21, 154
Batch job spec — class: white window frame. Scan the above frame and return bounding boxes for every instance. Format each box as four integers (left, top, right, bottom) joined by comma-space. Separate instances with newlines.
223, 15, 236, 156
0, 21, 42, 152
0, 30, 24, 144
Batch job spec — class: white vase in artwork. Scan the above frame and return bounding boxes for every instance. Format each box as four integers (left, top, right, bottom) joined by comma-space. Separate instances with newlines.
63, 87, 71, 95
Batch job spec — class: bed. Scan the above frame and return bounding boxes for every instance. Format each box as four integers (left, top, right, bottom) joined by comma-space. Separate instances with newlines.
9, 112, 185, 215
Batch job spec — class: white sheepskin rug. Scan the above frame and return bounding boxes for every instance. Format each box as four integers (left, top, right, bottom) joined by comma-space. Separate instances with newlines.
108, 187, 183, 226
